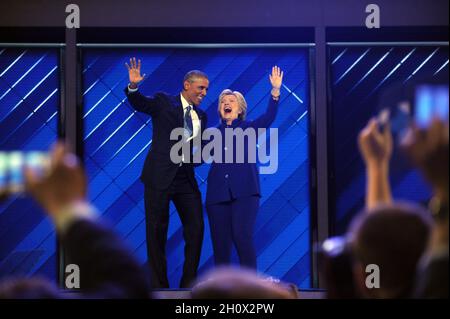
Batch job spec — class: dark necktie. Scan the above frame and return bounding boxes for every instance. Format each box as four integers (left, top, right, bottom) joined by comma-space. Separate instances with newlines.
184, 105, 193, 138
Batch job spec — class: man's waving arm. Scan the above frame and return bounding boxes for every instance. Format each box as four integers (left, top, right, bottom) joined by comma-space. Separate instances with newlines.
125, 57, 163, 117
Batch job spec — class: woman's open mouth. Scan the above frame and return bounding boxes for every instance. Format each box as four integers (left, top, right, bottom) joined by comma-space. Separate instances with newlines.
224, 107, 232, 114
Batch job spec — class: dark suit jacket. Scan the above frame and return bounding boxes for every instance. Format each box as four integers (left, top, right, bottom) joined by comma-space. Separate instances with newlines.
205, 97, 279, 205
63, 219, 150, 298
125, 89, 207, 191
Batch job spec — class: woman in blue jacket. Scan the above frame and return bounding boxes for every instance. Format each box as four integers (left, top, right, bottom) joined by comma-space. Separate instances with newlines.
205, 66, 283, 269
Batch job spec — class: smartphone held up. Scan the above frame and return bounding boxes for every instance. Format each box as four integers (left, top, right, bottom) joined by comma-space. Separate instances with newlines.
376, 75, 449, 141
0, 151, 51, 196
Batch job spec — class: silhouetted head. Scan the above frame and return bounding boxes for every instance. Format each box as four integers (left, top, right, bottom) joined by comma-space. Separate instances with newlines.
0, 277, 62, 299
191, 266, 298, 299
348, 202, 432, 298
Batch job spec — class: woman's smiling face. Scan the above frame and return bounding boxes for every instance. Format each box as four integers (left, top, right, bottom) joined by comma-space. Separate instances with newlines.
220, 94, 241, 123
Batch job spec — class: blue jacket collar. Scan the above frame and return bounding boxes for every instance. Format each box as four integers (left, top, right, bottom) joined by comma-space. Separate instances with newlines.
221, 118, 242, 128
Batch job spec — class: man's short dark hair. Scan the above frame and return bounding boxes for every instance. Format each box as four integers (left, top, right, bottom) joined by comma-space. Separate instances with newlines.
183, 70, 208, 83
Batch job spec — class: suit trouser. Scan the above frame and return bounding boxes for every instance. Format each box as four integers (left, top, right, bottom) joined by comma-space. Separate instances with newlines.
144, 165, 204, 288
206, 195, 259, 269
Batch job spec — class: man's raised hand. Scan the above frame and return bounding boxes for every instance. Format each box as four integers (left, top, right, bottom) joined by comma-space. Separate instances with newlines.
125, 57, 146, 87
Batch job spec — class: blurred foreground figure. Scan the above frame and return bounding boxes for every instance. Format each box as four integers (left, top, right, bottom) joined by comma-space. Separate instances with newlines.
356, 112, 448, 298
348, 202, 432, 299
0, 277, 62, 299
191, 266, 299, 299
0, 143, 150, 299
401, 118, 449, 298
317, 236, 358, 299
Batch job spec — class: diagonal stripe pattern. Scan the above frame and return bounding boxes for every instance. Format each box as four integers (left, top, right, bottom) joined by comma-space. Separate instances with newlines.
0, 47, 59, 281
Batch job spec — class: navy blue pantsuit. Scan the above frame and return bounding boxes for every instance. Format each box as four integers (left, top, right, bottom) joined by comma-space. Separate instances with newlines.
206, 196, 260, 268
205, 96, 279, 269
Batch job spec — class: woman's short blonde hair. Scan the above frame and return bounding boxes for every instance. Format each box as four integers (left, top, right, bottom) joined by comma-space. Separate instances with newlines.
218, 89, 248, 121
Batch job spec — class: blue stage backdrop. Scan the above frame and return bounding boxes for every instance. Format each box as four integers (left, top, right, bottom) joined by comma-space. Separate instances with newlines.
82, 47, 312, 288
0, 47, 60, 281
328, 44, 449, 235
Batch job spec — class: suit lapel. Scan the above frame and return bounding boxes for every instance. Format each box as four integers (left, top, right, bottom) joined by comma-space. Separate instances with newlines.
171, 95, 184, 127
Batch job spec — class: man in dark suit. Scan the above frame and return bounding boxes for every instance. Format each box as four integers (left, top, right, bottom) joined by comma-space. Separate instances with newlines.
124, 58, 208, 288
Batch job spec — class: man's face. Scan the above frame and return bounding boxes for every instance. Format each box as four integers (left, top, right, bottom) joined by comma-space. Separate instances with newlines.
183, 77, 209, 106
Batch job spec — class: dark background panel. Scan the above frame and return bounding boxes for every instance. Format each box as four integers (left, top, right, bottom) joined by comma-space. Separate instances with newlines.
328, 44, 448, 234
